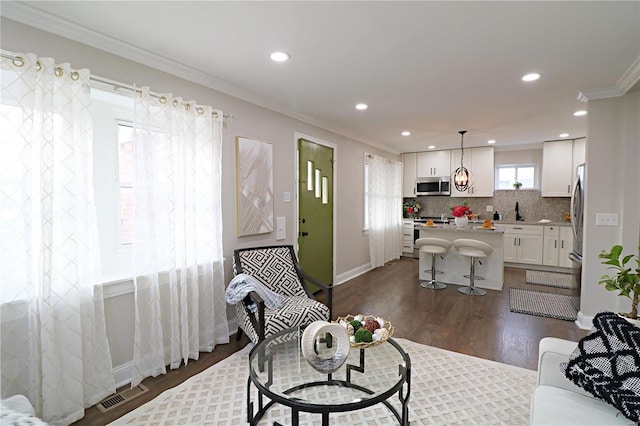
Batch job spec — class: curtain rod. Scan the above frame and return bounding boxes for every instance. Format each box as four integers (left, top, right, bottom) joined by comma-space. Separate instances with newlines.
1, 51, 233, 124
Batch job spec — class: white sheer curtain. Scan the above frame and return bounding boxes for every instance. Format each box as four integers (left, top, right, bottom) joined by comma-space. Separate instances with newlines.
131, 87, 229, 387
0, 53, 115, 424
366, 154, 403, 268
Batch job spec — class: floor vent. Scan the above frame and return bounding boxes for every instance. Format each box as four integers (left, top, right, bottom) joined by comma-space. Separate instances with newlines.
97, 384, 149, 413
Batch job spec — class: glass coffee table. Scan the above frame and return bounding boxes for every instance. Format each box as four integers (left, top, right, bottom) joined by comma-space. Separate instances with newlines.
247, 325, 411, 425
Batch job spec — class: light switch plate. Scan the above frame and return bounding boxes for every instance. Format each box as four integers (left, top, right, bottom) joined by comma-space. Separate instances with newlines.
283, 192, 291, 203
486, 205, 493, 212
276, 217, 286, 240
596, 213, 618, 226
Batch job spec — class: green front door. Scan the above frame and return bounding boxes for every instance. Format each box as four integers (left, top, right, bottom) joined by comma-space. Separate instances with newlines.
297, 138, 334, 289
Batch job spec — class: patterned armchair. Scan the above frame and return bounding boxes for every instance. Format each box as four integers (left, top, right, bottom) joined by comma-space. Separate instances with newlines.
232, 245, 333, 344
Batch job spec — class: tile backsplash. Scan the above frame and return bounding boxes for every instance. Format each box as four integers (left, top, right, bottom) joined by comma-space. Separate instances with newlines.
407, 190, 570, 223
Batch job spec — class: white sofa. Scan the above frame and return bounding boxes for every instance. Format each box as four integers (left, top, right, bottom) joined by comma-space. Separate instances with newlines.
1, 395, 49, 425
530, 337, 634, 425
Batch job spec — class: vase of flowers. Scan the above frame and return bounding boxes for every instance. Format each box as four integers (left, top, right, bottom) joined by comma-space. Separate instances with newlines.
403, 200, 421, 218
451, 202, 472, 228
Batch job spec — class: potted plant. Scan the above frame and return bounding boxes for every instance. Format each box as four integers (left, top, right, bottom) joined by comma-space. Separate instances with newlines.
598, 245, 640, 320
512, 181, 523, 190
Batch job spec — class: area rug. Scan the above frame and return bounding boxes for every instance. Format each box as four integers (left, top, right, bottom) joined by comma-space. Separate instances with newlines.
525, 270, 572, 289
510, 287, 578, 321
110, 338, 536, 425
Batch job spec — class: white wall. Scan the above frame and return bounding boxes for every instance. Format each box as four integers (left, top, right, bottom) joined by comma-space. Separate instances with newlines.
494, 148, 542, 167
1, 18, 398, 384
581, 91, 640, 322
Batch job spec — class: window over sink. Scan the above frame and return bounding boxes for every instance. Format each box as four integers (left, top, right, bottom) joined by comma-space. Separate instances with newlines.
495, 164, 536, 190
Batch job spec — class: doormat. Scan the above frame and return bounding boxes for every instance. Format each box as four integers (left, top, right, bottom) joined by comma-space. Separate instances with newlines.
525, 270, 572, 289
510, 287, 577, 321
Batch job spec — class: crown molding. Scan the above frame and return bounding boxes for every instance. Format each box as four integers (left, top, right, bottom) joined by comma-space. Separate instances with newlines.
578, 56, 640, 101
1, 2, 394, 153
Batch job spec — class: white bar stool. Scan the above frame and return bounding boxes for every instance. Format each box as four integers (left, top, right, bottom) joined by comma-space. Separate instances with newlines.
452, 238, 494, 296
415, 237, 452, 290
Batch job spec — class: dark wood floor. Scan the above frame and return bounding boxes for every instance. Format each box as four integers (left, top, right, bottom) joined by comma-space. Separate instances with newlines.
74, 258, 586, 425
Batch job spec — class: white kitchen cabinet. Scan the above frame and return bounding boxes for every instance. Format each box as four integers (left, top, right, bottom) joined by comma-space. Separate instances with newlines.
402, 219, 414, 256
542, 140, 573, 196
542, 139, 586, 197
402, 153, 417, 198
469, 147, 494, 197
450, 146, 494, 197
543, 225, 573, 267
543, 226, 561, 266
416, 150, 450, 177
503, 224, 543, 265
558, 226, 573, 268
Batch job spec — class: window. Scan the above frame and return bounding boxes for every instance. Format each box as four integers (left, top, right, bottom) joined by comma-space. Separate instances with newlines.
117, 123, 133, 245
90, 88, 134, 282
363, 155, 370, 230
495, 165, 536, 189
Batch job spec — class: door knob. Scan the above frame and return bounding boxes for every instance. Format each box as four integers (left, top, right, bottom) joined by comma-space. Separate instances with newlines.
299, 231, 309, 237
299, 218, 306, 224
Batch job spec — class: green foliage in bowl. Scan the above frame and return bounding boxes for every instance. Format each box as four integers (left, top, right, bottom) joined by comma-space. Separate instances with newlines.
354, 328, 373, 343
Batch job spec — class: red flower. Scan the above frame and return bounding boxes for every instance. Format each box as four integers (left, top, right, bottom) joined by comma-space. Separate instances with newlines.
452, 205, 472, 218
407, 207, 414, 214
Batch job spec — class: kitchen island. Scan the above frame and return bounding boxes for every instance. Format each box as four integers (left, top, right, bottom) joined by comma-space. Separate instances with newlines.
419, 224, 505, 291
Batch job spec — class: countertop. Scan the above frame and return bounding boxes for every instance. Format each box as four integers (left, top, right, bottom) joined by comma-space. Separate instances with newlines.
493, 220, 571, 226
418, 224, 506, 233
409, 218, 571, 227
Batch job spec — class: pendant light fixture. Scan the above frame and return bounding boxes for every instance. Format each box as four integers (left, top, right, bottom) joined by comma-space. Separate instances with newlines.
452, 130, 471, 191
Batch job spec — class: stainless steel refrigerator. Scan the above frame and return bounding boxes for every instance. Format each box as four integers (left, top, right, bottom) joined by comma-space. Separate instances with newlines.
569, 163, 585, 311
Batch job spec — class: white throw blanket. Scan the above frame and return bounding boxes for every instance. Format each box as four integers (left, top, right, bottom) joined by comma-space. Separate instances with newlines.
225, 273, 284, 311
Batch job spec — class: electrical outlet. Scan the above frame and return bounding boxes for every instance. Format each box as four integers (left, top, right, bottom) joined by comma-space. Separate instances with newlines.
596, 213, 618, 226
486, 205, 493, 212
283, 192, 291, 203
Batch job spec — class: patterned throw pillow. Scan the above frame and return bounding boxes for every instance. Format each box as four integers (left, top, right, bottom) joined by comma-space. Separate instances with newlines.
561, 311, 640, 423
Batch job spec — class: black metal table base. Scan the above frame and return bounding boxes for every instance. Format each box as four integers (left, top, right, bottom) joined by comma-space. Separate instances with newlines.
247, 345, 411, 425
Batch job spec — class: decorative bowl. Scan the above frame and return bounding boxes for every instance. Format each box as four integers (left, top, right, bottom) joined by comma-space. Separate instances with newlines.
334, 314, 394, 349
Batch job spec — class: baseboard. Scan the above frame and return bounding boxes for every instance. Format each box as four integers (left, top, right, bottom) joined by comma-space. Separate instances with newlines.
111, 321, 239, 388
575, 311, 593, 330
227, 317, 238, 337
113, 361, 134, 389
505, 263, 571, 273
335, 262, 372, 285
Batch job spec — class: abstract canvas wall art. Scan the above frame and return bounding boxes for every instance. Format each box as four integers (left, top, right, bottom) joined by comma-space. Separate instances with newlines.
236, 136, 273, 236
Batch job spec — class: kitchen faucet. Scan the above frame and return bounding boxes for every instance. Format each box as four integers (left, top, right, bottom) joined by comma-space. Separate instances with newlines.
515, 202, 523, 221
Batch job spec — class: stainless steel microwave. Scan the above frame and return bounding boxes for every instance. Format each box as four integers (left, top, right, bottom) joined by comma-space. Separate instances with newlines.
415, 176, 450, 196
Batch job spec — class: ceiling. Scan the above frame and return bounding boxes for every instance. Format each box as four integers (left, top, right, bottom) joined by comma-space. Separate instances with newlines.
3, 1, 639, 154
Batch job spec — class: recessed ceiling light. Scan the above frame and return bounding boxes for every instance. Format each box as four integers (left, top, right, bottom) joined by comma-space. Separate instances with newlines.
270, 51, 290, 62
428, 145, 436, 149
522, 73, 540, 82
559, 133, 570, 138
401, 131, 411, 136
355, 103, 368, 110
487, 139, 496, 144
573, 110, 587, 116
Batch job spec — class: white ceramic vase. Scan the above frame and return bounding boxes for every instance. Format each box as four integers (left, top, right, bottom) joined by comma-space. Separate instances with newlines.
301, 321, 350, 374
454, 216, 468, 228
